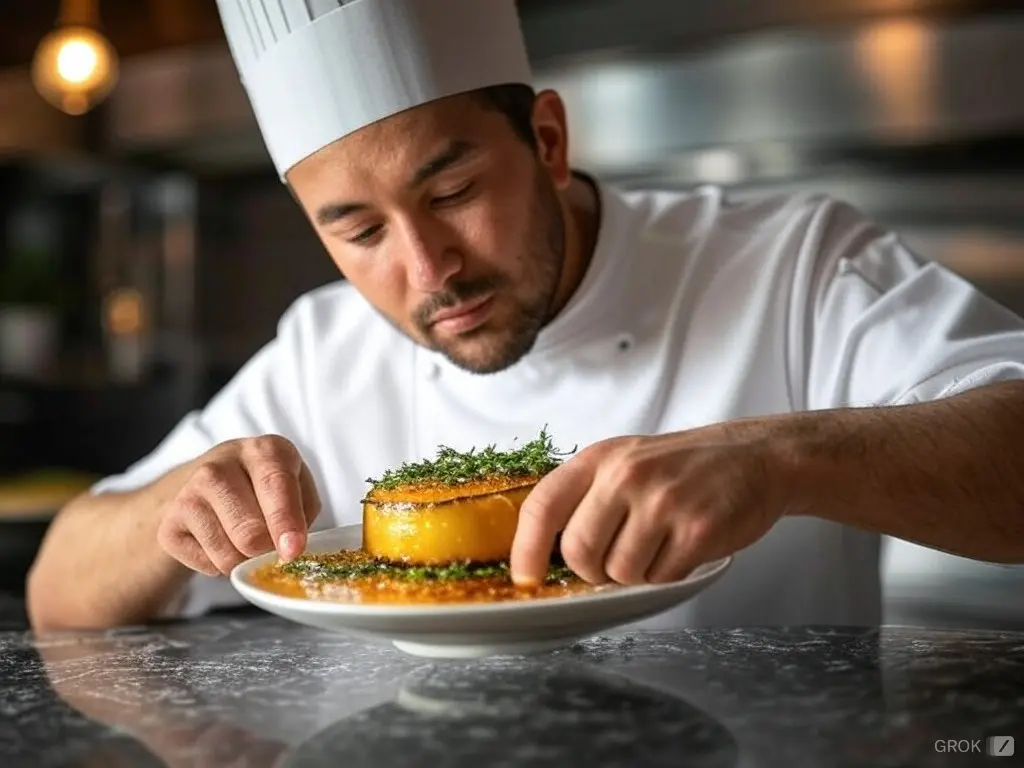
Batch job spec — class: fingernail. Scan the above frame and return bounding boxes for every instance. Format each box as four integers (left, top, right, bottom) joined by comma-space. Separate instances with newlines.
511, 570, 540, 587
279, 533, 302, 561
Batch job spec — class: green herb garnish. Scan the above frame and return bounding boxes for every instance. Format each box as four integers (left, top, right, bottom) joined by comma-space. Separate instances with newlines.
366, 426, 574, 491
281, 555, 577, 584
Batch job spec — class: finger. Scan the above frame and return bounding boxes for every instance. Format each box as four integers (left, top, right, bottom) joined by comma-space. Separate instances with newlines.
645, 527, 701, 583
205, 463, 274, 558
255, 467, 306, 561
184, 498, 248, 575
159, 523, 220, 577
558, 488, 628, 584
510, 457, 596, 586
298, 463, 322, 526
244, 438, 307, 561
603, 514, 670, 585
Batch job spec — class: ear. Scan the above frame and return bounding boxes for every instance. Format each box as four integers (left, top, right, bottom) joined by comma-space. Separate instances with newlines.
530, 89, 572, 190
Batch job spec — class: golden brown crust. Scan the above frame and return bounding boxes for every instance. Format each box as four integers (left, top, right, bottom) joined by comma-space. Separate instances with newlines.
362, 474, 542, 505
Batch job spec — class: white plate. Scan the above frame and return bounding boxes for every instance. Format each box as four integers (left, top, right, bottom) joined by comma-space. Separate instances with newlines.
230, 525, 731, 659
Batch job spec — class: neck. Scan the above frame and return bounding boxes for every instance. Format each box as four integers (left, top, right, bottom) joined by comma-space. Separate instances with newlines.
548, 172, 601, 320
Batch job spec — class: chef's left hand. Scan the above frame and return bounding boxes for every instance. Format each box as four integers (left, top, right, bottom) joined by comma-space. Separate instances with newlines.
510, 424, 796, 586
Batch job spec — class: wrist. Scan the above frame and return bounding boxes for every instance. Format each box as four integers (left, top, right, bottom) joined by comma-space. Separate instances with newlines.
765, 409, 865, 520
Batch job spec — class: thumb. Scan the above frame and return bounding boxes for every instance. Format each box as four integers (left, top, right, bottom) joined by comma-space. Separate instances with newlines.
510, 454, 595, 586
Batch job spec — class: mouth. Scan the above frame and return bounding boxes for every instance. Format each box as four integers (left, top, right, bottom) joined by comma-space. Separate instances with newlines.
429, 293, 495, 335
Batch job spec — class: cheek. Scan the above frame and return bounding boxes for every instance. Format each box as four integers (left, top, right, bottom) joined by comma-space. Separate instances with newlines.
326, 247, 408, 314
457, 192, 531, 272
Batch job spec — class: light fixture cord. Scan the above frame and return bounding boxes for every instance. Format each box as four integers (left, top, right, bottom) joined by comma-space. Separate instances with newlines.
57, 0, 101, 28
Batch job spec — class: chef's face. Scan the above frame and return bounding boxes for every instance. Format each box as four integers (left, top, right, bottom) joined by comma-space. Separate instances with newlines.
286, 88, 574, 374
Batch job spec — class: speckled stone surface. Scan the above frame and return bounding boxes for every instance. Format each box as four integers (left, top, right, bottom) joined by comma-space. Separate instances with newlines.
1, 618, 1021, 767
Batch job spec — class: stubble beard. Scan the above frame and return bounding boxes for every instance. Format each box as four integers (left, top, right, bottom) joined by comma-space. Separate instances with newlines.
411, 171, 567, 375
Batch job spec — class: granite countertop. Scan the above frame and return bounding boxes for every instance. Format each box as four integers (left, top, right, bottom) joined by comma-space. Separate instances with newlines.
1, 617, 1021, 768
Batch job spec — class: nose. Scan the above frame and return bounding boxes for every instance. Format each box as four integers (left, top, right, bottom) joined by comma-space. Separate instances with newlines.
399, 219, 462, 293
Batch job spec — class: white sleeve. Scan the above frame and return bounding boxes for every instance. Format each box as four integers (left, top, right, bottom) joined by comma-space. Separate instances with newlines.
791, 199, 1024, 411
91, 295, 320, 618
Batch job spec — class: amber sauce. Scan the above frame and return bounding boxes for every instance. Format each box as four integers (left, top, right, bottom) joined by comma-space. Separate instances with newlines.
248, 548, 599, 605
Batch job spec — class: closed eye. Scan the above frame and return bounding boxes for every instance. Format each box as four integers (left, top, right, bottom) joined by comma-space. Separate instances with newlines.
431, 182, 474, 207
347, 224, 383, 245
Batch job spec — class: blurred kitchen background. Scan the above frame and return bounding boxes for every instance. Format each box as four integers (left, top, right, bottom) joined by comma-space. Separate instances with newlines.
1, 0, 1022, 628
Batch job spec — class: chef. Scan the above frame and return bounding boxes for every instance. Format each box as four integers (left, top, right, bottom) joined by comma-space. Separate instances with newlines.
27, 0, 1024, 631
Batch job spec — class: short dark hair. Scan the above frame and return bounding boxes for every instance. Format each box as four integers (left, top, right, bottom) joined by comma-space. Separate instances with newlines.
472, 83, 538, 150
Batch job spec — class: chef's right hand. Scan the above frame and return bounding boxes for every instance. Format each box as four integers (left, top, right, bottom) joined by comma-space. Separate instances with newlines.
156, 435, 322, 576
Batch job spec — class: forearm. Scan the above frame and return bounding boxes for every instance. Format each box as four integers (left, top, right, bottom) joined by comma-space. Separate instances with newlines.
27, 461, 198, 632
784, 380, 1024, 563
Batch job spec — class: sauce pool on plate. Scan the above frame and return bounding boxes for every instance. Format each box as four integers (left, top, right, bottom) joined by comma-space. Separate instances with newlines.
247, 548, 600, 605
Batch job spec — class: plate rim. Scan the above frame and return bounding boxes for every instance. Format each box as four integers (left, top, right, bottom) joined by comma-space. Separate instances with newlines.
229, 524, 732, 618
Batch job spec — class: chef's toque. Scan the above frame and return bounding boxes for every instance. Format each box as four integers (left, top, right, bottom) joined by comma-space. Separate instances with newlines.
215, 0, 534, 180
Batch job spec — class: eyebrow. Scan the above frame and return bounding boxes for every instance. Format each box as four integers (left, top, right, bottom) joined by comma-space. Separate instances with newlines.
314, 139, 480, 226
315, 201, 367, 226
409, 139, 478, 188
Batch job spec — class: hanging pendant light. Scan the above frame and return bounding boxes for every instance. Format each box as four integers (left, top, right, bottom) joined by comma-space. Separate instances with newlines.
31, 0, 119, 116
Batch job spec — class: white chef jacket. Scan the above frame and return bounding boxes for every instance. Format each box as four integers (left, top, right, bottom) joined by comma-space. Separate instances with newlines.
93, 181, 1024, 626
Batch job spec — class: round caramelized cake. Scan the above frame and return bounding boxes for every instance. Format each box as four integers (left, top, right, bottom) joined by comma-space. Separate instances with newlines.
362, 474, 540, 565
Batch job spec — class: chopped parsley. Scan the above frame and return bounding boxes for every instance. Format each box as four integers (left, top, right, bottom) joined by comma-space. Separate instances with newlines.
281, 553, 577, 585
365, 426, 574, 491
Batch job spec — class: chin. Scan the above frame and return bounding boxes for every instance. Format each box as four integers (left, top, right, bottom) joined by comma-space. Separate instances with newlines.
437, 329, 539, 375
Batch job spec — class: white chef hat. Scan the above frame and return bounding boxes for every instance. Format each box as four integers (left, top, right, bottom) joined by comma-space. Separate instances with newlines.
216, 0, 534, 180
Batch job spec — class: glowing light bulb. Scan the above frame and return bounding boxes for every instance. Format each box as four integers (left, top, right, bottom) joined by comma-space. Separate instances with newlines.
104, 288, 146, 336
31, 24, 119, 116
56, 39, 99, 84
